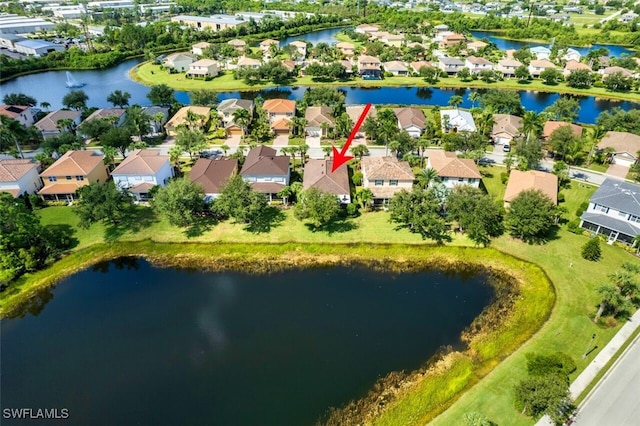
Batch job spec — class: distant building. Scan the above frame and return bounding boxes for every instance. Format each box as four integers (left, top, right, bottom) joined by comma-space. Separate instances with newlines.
504, 170, 558, 207
34, 110, 82, 139
163, 52, 196, 72
186, 59, 219, 78
440, 109, 477, 133
0, 159, 42, 197
0, 105, 35, 127
598, 131, 640, 168
305, 106, 334, 137
491, 114, 522, 145
170, 15, 248, 32
164, 106, 211, 137
427, 150, 481, 189
110, 149, 174, 201
191, 41, 211, 56
0, 15, 55, 34
394, 107, 425, 138
14, 39, 64, 56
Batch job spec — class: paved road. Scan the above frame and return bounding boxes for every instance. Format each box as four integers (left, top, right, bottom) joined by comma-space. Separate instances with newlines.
574, 332, 640, 426
601, 0, 640, 23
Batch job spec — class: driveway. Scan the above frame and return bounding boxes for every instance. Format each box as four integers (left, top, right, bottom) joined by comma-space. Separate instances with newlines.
224, 135, 242, 147
273, 134, 289, 147
605, 164, 630, 180
305, 135, 321, 148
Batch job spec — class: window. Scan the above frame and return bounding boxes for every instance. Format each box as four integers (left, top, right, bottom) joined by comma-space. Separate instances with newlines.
469, 178, 476, 183
66, 176, 72, 180
630, 215, 640, 223
48, 176, 57, 182
619, 210, 628, 217
135, 176, 142, 180
596, 204, 608, 213
458, 177, 464, 182
76, 176, 84, 181
375, 180, 383, 186
389, 180, 398, 186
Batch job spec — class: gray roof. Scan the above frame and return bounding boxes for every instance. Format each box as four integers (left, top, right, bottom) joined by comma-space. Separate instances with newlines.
581, 212, 640, 237
217, 98, 253, 114
590, 178, 640, 216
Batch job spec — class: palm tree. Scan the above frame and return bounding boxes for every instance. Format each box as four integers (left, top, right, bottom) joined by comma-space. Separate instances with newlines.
102, 145, 118, 171
322, 145, 333, 158
232, 108, 251, 142
106, 90, 131, 108
520, 111, 543, 142
416, 138, 430, 167
40, 101, 51, 111
299, 143, 309, 167
417, 167, 439, 188
388, 140, 401, 157
56, 118, 76, 134
169, 145, 183, 173
468, 91, 480, 109
475, 111, 495, 138
351, 144, 370, 164
185, 109, 207, 131
355, 188, 374, 211
594, 284, 623, 322
448, 95, 463, 109
220, 144, 230, 156
608, 270, 639, 300
277, 186, 293, 206
290, 181, 303, 202
151, 112, 166, 135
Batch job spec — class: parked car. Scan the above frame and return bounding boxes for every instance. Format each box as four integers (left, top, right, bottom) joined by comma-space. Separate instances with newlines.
503, 143, 511, 152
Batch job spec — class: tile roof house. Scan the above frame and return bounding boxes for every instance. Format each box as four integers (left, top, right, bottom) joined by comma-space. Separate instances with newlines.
491, 114, 523, 145
497, 58, 523, 78
361, 156, 414, 205
262, 99, 296, 136
438, 57, 465, 75
191, 41, 211, 56
0, 159, 42, 197
466, 40, 488, 52
346, 105, 377, 140
562, 48, 582, 62
504, 170, 558, 207
337, 41, 355, 56
580, 178, 640, 245
379, 32, 404, 47
530, 46, 551, 60
164, 106, 211, 137
142, 106, 170, 135
189, 157, 238, 201
236, 56, 261, 69
410, 60, 434, 73
260, 39, 279, 58
426, 150, 481, 189
216, 98, 254, 136
542, 121, 583, 139
163, 52, 197, 72
357, 55, 382, 79
355, 24, 379, 34
438, 33, 466, 49
186, 59, 219, 78
440, 109, 477, 133
383, 60, 409, 76
227, 39, 246, 51
0, 105, 35, 127
240, 145, 290, 200
305, 106, 335, 137
394, 107, 426, 138
529, 59, 557, 77
600, 66, 635, 79
110, 149, 174, 201
34, 110, 82, 139
464, 56, 494, 74
563, 59, 592, 77
82, 108, 127, 128
303, 159, 351, 204
38, 150, 108, 202
598, 131, 640, 167
289, 40, 307, 58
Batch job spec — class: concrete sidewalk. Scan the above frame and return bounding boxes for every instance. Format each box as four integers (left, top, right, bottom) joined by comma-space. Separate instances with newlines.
536, 308, 640, 425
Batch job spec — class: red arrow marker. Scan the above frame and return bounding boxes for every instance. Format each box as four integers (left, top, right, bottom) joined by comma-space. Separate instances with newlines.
331, 103, 372, 173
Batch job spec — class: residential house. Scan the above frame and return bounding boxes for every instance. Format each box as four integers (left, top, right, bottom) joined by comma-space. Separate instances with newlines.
600, 66, 634, 79
189, 157, 238, 202
0, 159, 42, 197
164, 106, 211, 137
34, 110, 82, 139
434, 24, 449, 33
394, 107, 425, 138
355, 24, 379, 34
426, 150, 481, 189
542, 121, 583, 140
336, 41, 355, 56
227, 39, 246, 51
0, 105, 35, 127
619, 11, 639, 23
530, 46, 551, 60
440, 109, 477, 133
465, 56, 494, 74
191, 41, 211, 56
82, 108, 127, 128
162, 52, 196, 72
357, 55, 382, 79
281, 60, 296, 74
529, 59, 557, 77
497, 57, 523, 78
142, 106, 170, 135
491, 114, 523, 145
240, 145, 290, 201
346, 105, 377, 139
186, 59, 219, 78
410, 60, 434, 74
260, 39, 279, 57
438, 33, 466, 49
236, 56, 261, 69
110, 149, 174, 201
305, 106, 335, 137
562, 48, 582, 62
580, 178, 640, 245
262, 99, 296, 137
303, 159, 351, 204
383, 60, 409, 76
504, 170, 558, 207
563, 59, 592, 77
361, 156, 414, 206
466, 40, 488, 52
598, 131, 640, 167
438, 57, 465, 75
38, 150, 108, 202
170, 15, 248, 32
289, 40, 307, 58
216, 99, 254, 136
379, 32, 404, 47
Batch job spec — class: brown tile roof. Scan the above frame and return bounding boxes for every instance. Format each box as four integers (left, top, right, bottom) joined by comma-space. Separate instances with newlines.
0, 159, 39, 182
228, 39, 246, 47
189, 158, 238, 194
337, 41, 355, 49
445, 33, 466, 41
542, 121, 583, 139
40, 150, 104, 177
394, 107, 425, 129
602, 66, 633, 77
251, 182, 286, 193
358, 55, 381, 65
504, 170, 558, 205
237, 57, 261, 67
530, 59, 556, 69
129, 182, 156, 193
38, 182, 83, 195
564, 59, 591, 72
165, 106, 211, 129
498, 58, 523, 68
346, 105, 377, 124
111, 149, 170, 175
410, 61, 433, 72
428, 150, 481, 179
598, 131, 640, 156
1, 188, 20, 197
492, 114, 523, 138
0, 105, 30, 120
271, 117, 291, 130
369, 186, 404, 199
362, 156, 413, 180
241, 145, 290, 176
466, 55, 493, 65
84, 108, 125, 122
192, 42, 211, 49
383, 60, 409, 71
290, 40, 307, 48
467, 41, 488, 49
34, 110, 81, 132
262, 99, 296, 114
303, 159, 350, 195
260, 39, 279, 47
305, 106, 334, 127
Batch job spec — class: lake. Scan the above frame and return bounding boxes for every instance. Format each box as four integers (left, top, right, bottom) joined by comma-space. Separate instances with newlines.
0, 259, 494, 425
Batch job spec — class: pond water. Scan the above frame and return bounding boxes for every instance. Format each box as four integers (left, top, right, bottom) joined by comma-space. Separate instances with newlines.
471, 30, 635, 57
1, 258, 494, 425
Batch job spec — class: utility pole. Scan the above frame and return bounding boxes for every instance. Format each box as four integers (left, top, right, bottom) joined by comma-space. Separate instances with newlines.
582, 333, 597, 359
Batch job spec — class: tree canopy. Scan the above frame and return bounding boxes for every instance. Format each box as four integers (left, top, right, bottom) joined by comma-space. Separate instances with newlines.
147, 84, 176, 106
213, 175, 269, 226
389, 187, 451, 244
3, 93, 37, 107
446, 186, 503, 246
152, 178, 206, 227
74, 181, 135, 228
505, 189, 558, 242
62, 90, 89, 110
294, 187, 341, 230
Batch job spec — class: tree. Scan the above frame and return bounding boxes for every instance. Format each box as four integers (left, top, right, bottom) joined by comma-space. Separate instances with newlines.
190, 90, 218, 107
125, 105, 152, 140
232, 108, 251, 141
106, 90, 131, 108
62, 90, 89, 110
581, 237, 602, 261
448, 95, 463, 109
552, 160, 570, 188
520, 111, 544, 142
548, 125, 580, 161
456, 67, 471, 82
468, 91, 480, 108
417, 167, 439, 188
594, 284, 624, 322
175, 127, 207, 159
3, 93, 37, 107
544, 97, 580, 122
294, 187, 341, 230
355, 188, 374, 211
388, 187, 451, 244
514, 374, 572, 422
480, 89, 524, 115
74, 182, 134, 227
513, 138, 544, 170
78, 117, 113, 141
420, 66, 440, 84
101, 126, 133, 158
446, 186, 504, 246
152, 178, 206, 227
566, 69, 593, 89
213, 175, 269, 226
603, 71, 633, 92
505, 190, 557, 242
40, 101, 51, 111
515, 65, 531, 81
539, 68, 560, 85
147, 84, 176, 106
351, 144, 370, 164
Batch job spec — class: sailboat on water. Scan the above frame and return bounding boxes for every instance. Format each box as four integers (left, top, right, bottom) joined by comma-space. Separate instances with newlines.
65, 71, 85, 88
